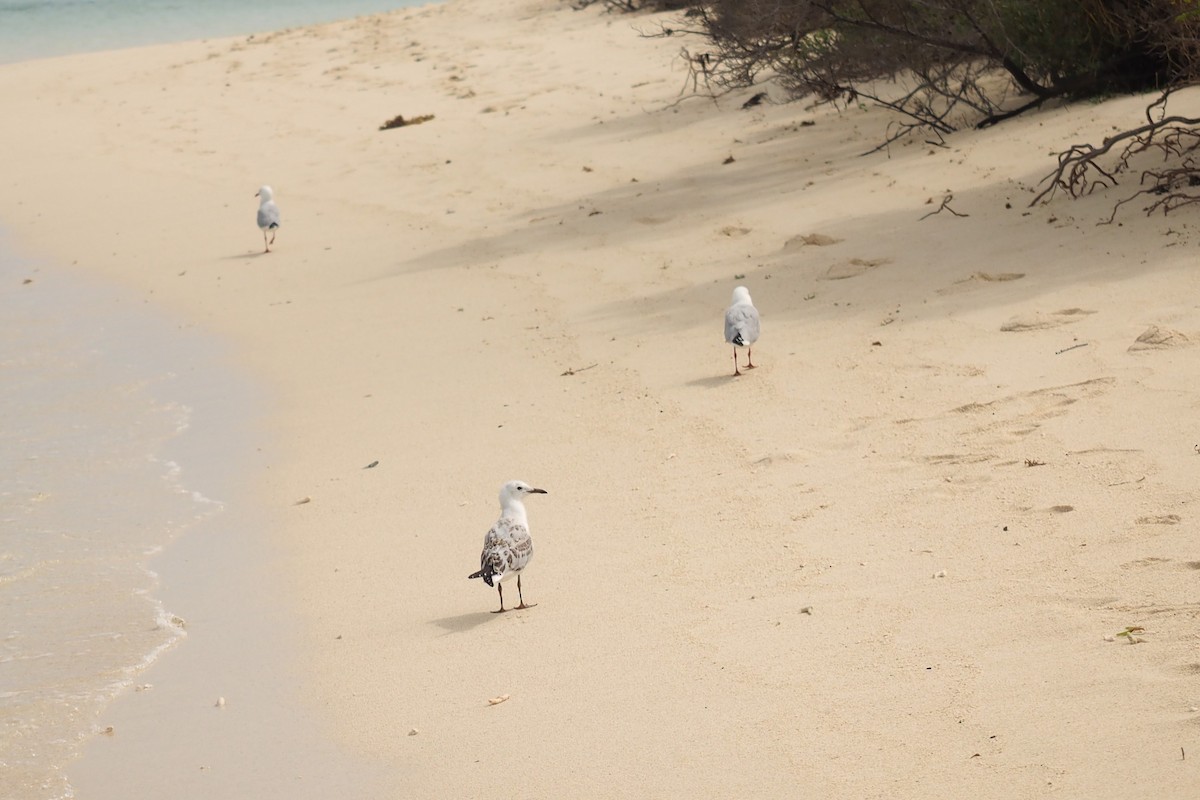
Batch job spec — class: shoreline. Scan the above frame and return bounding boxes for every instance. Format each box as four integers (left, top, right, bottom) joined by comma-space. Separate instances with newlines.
67, 421, 395, 799
0, 0, 432, 65
0, 235, 300, 797
3, 0, 1200, 796
0, 226, 394, 797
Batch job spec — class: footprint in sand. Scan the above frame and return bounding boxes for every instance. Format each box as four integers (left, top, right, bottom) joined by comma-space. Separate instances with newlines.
1128, 325, 1191, 352
936, 271, 1025, 296
1122, 556, 1172, 569
1000, 308, 1096, 332
820, 257, 891, 281
1135, 514, 1182, 525
947, 377, 1114, 441
782, 232, 843, 251
922, 452, 995, 465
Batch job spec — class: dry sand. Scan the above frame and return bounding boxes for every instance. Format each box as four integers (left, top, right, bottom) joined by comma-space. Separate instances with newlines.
3, 0, 1200, 796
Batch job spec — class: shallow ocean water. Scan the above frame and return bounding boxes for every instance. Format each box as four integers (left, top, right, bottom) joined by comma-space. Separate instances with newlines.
0, 0, 428, 63
0, 237, 260, 799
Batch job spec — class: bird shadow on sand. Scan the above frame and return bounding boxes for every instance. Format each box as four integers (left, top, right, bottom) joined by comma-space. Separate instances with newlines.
220, 251, 273, 261
686, 374, 739, 389
429, 611, 500, 633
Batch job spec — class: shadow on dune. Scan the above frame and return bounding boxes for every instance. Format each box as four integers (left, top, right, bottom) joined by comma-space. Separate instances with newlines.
355, 95, 1188, 348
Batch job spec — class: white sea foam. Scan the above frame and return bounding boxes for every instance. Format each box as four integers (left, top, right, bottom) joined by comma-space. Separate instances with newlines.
95, 601, 189, 700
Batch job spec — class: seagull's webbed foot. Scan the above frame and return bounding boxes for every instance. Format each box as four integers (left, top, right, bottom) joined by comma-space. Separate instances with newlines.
515, 602, 537, 610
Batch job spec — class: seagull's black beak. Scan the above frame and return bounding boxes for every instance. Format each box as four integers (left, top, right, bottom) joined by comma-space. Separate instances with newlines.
529, 488, 548, 494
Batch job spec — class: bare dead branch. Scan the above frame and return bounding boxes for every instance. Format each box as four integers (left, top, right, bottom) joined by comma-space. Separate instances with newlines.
919, 193, 969, 220
1033, 108, 1200, 208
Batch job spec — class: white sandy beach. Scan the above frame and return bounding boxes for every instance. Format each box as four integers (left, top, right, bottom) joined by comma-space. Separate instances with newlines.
3, 0, 1200, 796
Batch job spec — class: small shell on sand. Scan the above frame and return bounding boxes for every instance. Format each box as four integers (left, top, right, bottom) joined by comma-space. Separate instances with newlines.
215, 697, 226, 708
487, 694, 511, 706
408, 728, 419, 736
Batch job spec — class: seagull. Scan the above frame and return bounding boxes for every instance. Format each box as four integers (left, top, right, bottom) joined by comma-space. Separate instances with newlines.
467, 480, 548, 613
724, 285, 760, 376
255, 185, 281, 253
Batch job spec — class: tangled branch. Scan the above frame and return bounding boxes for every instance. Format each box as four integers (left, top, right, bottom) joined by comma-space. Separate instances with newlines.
1032, 89, 1200, 220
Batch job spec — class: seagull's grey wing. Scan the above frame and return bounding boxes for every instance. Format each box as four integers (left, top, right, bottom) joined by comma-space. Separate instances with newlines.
257, 202, 281, 230
725, 304, 760, 346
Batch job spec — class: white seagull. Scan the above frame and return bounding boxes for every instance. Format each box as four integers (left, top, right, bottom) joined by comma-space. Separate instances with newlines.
467, 480, 548, 613
255, 185, 281, 253
724, 285, 760, 376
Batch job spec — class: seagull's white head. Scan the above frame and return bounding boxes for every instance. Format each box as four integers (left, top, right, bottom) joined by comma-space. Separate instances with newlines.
732, 285, 752, 305
256, 185, 274, 203
499, 480, 548, 508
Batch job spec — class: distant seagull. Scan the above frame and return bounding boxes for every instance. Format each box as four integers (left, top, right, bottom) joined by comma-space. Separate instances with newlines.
724, 285, 760, 376
255, 185, 281, 253
468, 480, 548, 613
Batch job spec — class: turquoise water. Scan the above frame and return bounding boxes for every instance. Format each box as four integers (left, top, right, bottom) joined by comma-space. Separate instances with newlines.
0, 0, 429, 63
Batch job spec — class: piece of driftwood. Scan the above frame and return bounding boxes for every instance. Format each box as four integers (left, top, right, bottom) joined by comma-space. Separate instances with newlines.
379, 113, 435, 131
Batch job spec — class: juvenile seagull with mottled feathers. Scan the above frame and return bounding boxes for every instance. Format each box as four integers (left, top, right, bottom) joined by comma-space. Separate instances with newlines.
468, 480, 548, 613
724, 285, 760, 376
